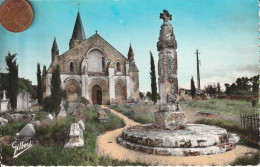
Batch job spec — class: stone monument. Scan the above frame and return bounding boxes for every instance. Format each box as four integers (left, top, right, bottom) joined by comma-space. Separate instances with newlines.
154, 10, 186, 130
117, 10, 239, 156
17, 90, 32, 112
0, 90, 9, 112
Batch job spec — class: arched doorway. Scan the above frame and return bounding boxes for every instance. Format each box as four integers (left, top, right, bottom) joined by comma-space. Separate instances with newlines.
115, 82, 126, 101
65, 80, 81, 102
92, 85, 102, 105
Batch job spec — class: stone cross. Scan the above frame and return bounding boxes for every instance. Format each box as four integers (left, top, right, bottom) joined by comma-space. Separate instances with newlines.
160, 10, 172, 23
2, 90, 7, 100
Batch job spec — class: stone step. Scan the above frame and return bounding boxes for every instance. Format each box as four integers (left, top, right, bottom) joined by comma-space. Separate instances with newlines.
117, 135, 237, 156
120, 124, 239, 149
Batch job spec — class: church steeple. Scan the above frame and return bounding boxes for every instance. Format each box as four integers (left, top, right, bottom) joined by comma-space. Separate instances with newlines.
71, 11, 86, 40
51, 37, 59, 62
69, 10, 86, 49
127, 43, 135, 61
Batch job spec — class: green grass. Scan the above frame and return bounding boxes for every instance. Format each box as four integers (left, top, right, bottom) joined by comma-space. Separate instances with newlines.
180, 99, 259, 116
194, 119, 241, 134
110, 105, 154, 124
36, 115, 74, 141
1, 120, 30, 136
133, 112, 154, 124
1, 106, 143, 166
231, 153, 259, 166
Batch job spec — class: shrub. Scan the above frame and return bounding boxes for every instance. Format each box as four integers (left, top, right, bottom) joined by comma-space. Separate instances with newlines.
133, 112, 154, 124
42, 96, 52, 112
81, 97, 89, 105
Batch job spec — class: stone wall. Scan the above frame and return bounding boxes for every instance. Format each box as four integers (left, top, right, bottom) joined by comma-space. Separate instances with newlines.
130, 72, 139, 100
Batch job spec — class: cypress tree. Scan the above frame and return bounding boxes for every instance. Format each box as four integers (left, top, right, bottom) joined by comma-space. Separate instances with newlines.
51, 65, 61, 115
150, 51, 157, 104
190, 76, 196, 98
5, 52, 19, 109
217, 83, 221, 94
37, 63, 43, 104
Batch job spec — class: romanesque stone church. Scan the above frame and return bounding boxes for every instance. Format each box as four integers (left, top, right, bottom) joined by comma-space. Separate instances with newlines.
43, 11, 139, 105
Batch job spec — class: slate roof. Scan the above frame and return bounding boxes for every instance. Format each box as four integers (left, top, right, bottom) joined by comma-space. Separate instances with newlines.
71, 11, 86, 40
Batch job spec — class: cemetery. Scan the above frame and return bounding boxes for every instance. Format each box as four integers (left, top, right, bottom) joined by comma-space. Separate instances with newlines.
0, 8, 259, 166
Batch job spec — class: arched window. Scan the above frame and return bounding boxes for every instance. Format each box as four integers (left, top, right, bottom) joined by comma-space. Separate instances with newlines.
70, 62, 74, 73
116, 62, 121, 72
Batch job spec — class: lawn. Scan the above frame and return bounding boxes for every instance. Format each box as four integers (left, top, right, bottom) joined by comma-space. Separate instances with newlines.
110, 105, 154, 124
1, 106, 145, 166
180, 99, 259, 116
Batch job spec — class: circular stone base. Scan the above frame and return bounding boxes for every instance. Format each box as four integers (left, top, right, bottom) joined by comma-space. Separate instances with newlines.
117, 124, 240, 156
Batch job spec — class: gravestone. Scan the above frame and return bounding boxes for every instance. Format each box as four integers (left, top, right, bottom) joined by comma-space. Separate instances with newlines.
0, 117, 8, 126
0, 90, 10, 112
16, 91, 32, 112
75, 104, 85, 122
64, 121, 85, 148
58, 99, 67, 118
97, 108, 108, 123
16, 123, 36, 138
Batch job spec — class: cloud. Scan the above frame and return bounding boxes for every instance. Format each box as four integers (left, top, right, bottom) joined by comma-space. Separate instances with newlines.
181, 64, 258, 89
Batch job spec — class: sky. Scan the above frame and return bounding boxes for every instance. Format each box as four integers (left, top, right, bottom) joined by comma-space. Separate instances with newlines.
0, 0, 258, 92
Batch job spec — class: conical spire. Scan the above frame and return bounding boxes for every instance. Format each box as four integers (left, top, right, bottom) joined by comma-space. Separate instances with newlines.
71, 11, 86, 40
51, 37, 59, 53
127, 43, 134, 60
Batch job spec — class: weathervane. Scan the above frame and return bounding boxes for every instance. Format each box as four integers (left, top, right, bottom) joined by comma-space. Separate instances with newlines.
160, 10, 172, 23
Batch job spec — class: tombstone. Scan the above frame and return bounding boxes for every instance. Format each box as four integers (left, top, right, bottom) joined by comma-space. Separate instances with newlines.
31, 120, 42, 128
12, 113, 24, 122
5, 113, 14, 122
45, 114, 54, 121
64, 121, 84, 148
75, 104, 85, 122
0, 90, 10, 112
58, 99, 67, 118
97, 109, 108, 123
0, 117, 8, 126
16, 91, 32, 112
16, 123, 36, 139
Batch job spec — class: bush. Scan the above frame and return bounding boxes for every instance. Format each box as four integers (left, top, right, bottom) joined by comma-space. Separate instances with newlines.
81, 97, 89, 105
42, 96, 52, 112
133, 112, 154, 124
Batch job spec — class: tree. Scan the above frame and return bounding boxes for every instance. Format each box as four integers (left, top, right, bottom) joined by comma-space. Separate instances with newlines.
251, 75, 259, 95
139, 92, 144, 99
37, 63, 43, 105
204, 84, 217, 97
50, 65, 61, 115
190, 76, 196, 98
146, 91, 152, 99
5, 52, 18, 109
217, 83, 221, 94
150, 51, 157, 104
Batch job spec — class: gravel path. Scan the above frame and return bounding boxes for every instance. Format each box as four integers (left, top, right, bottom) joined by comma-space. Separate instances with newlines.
96, 106, 258, 166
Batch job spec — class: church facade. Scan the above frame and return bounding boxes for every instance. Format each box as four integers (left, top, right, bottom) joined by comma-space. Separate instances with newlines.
43, 11, 139, 105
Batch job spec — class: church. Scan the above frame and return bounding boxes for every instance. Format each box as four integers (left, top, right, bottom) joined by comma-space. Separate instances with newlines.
43, 10, 139, 105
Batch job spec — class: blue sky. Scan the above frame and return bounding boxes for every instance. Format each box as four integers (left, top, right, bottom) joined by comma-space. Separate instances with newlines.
0, 0, 258, 92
